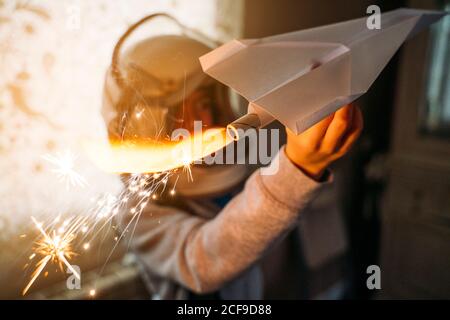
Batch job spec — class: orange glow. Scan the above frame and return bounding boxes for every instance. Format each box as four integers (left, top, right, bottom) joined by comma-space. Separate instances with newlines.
82, 128, 232, 174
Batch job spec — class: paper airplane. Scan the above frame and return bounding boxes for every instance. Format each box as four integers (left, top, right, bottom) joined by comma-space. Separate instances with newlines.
200, 8, 446, 138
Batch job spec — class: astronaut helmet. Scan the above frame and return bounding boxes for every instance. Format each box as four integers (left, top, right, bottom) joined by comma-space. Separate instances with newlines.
101, 14, 248, 197
102, 29, 239, 144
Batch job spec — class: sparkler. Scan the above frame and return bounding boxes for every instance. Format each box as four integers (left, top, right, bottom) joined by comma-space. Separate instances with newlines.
42, 150, 88, 188
19, 158, 186, 297
21, 168, 178, 295
22, 216, 85, 296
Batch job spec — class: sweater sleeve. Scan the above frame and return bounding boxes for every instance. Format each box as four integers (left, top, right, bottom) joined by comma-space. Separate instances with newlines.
124, 146, 331, 293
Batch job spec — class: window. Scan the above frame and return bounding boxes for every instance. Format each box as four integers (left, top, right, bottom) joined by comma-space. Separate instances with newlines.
422, 3, 450, 138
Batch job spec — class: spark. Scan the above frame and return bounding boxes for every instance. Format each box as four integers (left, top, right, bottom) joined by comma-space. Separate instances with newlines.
135, 110, 143, 119
22, 216, 83, 296
22, 156, 186, 296
183, 163, 193, 182
42, 150, 87, 188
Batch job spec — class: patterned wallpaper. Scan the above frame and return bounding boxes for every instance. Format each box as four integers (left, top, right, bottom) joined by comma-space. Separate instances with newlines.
0, 0, 235, 235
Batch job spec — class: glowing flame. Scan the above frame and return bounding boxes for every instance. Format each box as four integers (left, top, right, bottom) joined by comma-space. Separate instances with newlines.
82, 128, 232, 174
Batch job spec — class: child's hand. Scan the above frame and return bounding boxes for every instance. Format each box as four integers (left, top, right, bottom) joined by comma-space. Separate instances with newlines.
285, 104, 363, 180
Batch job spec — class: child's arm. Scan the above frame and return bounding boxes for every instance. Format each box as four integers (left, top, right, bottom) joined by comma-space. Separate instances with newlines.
123, 105, 362, 294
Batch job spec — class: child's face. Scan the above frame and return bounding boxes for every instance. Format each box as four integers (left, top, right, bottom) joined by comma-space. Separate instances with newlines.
181, 87, 215, 132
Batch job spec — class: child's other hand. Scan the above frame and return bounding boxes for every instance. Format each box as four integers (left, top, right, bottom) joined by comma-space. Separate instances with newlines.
285, 104, 363, 180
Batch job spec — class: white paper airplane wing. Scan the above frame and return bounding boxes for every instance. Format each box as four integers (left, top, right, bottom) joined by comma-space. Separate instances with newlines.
200, 8, 446, 134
